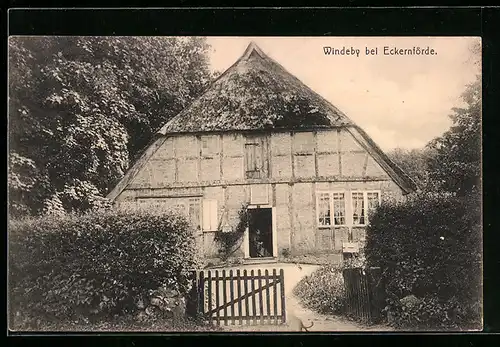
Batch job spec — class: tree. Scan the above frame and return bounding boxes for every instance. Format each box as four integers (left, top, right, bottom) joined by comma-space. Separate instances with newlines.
426, 74, 481, 197
9, 37, 214, 217
387, 147, 436, 191
365, 43, 482, 329
366, 71, 482, 329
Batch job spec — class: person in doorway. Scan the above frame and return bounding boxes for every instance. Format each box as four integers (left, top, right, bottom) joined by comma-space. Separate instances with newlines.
254, 228, 266, 257
260, 225, 272, 257
250, 227, 263, 257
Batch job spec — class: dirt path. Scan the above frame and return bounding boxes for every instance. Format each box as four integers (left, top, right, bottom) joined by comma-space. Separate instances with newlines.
285, 293, 393, 332
222, 293, 392, 332
220, 262, 393, 332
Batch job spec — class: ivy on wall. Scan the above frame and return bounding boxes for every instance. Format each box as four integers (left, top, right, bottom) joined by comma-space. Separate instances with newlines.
214, 204, 249, 261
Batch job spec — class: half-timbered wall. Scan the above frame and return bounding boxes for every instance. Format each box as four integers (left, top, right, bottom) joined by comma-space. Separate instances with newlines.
115, 129, 405, 260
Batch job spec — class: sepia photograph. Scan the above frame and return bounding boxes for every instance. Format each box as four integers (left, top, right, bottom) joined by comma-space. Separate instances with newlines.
8, 36, 482, 332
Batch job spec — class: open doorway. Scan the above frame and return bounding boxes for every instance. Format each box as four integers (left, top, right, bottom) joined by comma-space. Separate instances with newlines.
248, 207, 273, 258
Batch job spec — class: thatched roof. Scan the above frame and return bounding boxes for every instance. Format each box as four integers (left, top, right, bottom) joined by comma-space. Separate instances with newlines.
348, 126, 418, 194
158, 42, 352, 135
107, 43, 417, 201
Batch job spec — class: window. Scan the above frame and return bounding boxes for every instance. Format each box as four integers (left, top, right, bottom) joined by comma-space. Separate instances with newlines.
188, 198, 202, 232
367, 192, 380, 221
245, 143, 262, 178
134, 197, 204, 232
352, 192, 365, 225
318, 193, 331, 226
333, 193, 346, 225
293, 132, 314, 154
316, 192, 346, 227
136, 198, 166, 212
250, 184, 269, 205
172, 203, 187, 215
201, 136, 219, 157
352, 191, 380, 225
161, 198, 202, 232
202, 199, 218, 231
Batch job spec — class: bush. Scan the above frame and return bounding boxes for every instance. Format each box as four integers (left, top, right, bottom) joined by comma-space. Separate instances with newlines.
365, 192, 482, 329
12, 313, 222, 332
9, 210, 200, 330
385, 294, 479, 331
293, 265, 346, 315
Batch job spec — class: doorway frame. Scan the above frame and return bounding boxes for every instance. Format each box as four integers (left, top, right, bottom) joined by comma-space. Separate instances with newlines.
244, 204, 278, 259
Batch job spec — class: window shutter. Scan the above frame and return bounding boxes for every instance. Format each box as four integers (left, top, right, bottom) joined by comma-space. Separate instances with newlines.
202, 199, 218, 231
202, 200, 211, 231
245, 142, 264, 178
245, 144, 255, 172
255, 142, 262, 171
201, 136, 220, 157
210, 200, 218, 231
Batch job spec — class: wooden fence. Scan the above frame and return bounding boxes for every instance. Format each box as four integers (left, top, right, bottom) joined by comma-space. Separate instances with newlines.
194, 268, 286, 326
342, 267, 385, 324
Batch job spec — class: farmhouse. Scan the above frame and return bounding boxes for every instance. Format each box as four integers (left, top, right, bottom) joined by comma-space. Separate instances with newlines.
108, 42, 416, 264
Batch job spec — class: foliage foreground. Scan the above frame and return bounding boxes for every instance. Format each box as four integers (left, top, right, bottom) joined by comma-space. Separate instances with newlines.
8, 210, 211, 331
293, 195, 481, 331
9, 37, 214, 217
365, 193, 482, 331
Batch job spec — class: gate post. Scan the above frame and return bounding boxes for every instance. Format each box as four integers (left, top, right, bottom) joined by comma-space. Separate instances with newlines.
186, 270, 206, 319
197, 271, 205, 316
279, 269, 286, 324
185, 270, 199, 318
367, 267, 385, 324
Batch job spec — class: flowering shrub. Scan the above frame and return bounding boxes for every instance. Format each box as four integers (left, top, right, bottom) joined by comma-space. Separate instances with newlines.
293, 265, 346, 315
9, 210, 200, 330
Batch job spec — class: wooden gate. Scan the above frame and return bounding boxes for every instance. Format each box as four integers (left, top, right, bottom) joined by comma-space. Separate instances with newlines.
195, 268, 286, 326
342, 267, 385, 324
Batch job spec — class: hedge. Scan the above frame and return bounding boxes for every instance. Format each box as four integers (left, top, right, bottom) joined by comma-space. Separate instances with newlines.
9, 210, 200, 330
365, 193, 482, 330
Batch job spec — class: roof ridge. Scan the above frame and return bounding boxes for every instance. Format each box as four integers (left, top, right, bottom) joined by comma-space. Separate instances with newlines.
256, 49, 352, 125
159, 41, 270, 135
158, 41, 354, 135
241, 41, 266, 60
